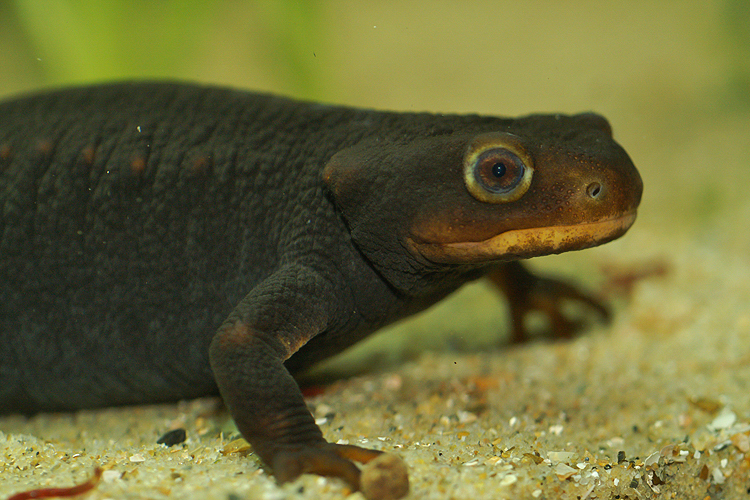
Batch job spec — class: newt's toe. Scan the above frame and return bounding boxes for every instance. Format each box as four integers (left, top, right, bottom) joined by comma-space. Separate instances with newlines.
272, 442, 400, 498
361, 453, 410, 500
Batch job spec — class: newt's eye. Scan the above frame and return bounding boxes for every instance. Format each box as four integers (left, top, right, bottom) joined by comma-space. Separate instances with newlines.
464, 133, 533, 203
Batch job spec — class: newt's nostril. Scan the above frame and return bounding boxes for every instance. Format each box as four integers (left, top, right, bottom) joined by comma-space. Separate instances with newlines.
586, 182, 602, 199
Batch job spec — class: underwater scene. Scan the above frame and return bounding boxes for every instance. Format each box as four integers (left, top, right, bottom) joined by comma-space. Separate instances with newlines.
1, 1, 749, 498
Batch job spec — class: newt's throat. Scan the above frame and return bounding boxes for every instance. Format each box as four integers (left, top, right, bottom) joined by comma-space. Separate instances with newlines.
409, 211, 638, 264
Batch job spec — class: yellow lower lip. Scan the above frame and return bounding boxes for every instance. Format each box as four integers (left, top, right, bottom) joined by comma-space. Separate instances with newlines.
410, 211, 638, 264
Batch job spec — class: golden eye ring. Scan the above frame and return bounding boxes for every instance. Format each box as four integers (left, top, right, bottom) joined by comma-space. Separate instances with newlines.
463, 133, 534, 203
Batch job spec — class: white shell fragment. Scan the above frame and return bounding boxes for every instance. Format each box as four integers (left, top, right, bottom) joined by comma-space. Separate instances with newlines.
554, 463, 577, 480
708, 408, 737, 431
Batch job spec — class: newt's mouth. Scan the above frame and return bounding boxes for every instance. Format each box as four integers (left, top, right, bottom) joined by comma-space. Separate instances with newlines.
408, 211, 638, 264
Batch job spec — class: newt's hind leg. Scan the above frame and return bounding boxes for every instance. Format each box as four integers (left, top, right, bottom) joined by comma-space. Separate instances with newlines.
488, 261, 610, 343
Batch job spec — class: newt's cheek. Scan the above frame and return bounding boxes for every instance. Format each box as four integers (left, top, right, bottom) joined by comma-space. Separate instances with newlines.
404, 133, 536, 248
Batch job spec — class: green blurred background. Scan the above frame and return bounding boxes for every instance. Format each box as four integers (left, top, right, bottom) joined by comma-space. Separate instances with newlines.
0, 0, 748, 370
2, 0, 748, 112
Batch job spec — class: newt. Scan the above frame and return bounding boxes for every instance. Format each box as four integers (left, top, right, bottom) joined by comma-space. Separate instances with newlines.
0, 82, 642, 497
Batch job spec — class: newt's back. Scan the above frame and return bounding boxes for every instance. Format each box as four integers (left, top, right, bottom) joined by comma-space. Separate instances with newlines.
0, 83, 370, 411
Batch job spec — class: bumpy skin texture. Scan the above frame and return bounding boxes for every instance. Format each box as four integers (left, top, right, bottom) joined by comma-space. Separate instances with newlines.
0, 82, 642, 494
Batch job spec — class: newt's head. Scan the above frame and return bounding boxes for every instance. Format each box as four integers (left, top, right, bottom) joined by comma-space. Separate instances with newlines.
324, 112, 642, 275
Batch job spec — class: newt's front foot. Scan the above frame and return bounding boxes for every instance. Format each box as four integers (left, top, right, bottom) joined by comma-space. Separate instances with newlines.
272, 443, 408, 500
489, 261, 610, 343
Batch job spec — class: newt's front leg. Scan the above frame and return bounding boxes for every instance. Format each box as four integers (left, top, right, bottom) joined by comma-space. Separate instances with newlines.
208, 265, 407, 498
489, 261, 610, 343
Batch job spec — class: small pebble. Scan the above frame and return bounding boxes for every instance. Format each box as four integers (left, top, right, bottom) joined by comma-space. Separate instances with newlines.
731, 432, 750, 452
499, 474, 517, 486
712, 467, 725, 484
157, 428, 187, 447
360, 453, 409, 500
101, 470, 122, 482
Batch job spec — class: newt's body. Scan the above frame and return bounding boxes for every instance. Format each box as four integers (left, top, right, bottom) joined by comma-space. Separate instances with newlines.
0, 82, 641, 496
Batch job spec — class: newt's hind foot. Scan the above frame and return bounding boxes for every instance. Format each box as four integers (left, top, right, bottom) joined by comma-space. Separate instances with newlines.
489, 261, 610, 343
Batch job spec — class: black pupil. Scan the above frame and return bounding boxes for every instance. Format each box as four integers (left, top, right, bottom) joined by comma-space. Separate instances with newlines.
492, 162, 507, 178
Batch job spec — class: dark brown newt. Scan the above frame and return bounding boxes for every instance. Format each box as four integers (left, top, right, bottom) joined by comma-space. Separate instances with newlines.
0, 82, 642, 497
